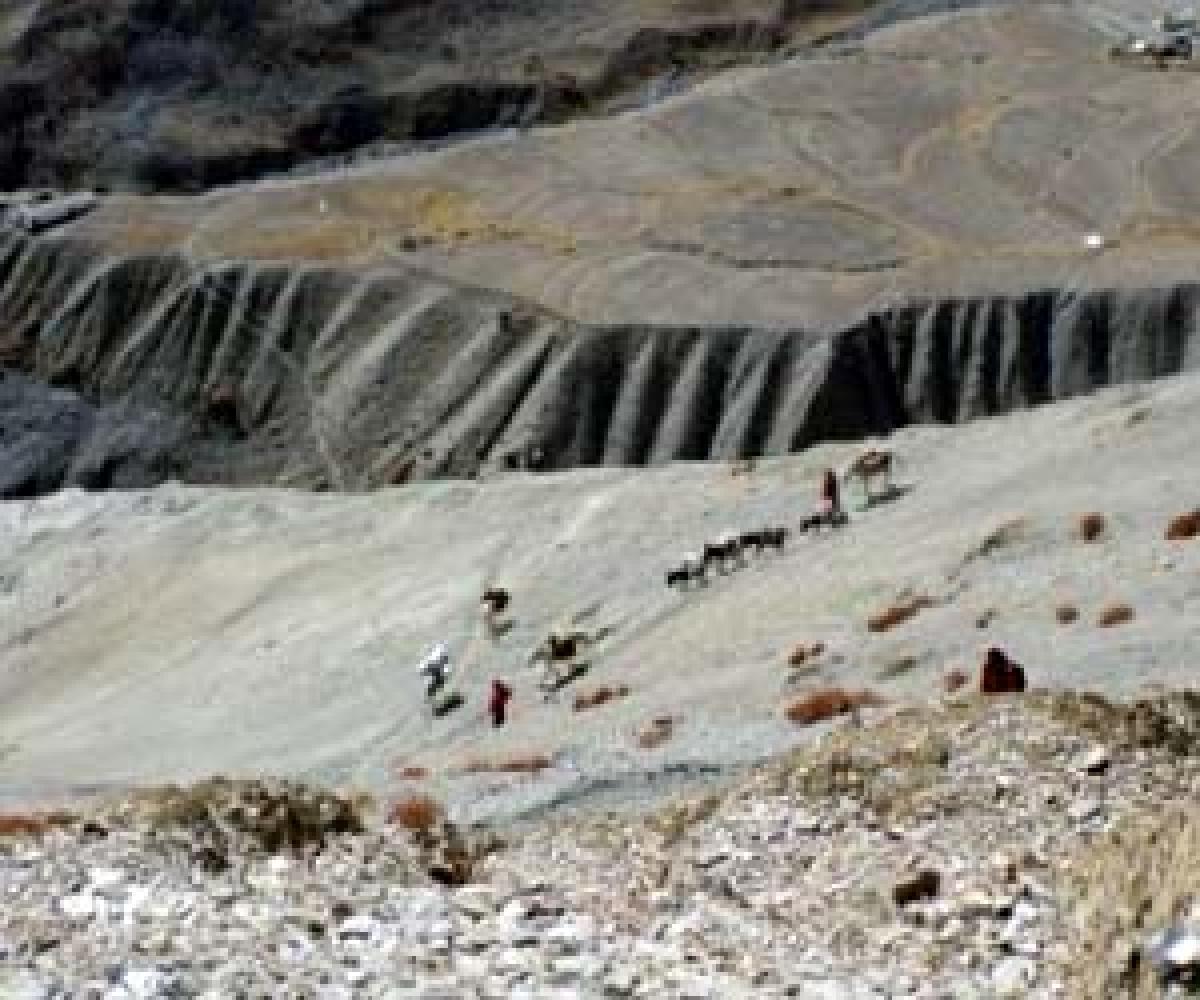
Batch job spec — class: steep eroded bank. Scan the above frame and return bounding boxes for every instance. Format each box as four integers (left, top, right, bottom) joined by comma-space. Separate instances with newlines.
0, 231, 1197, 496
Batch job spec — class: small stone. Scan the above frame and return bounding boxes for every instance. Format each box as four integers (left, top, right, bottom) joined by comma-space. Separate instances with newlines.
957, 891, 1015, 920
893, 870, 940, 907
992, 956, 1036, 995
88, 867, 127, 891
1149, 926, 1200, 970
1068, 799, 1104, 823
60, 892, 97, 920
1077, 746, 1111, 776
337, 915, 380, 941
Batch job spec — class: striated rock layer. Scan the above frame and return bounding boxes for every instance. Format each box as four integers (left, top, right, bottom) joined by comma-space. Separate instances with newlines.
0, 228, 1197, 495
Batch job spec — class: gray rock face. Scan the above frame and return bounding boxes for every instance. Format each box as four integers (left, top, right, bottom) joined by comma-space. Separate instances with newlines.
0, 0, 857, 193
0, 370, 197, 497
1, 229, 1197, 496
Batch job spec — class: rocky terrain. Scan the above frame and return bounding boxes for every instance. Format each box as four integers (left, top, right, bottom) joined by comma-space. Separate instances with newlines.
2, 0, 1200, 492
5, 691, 1200, 997
2, 0, 1200, 995
0, 0, 887, 194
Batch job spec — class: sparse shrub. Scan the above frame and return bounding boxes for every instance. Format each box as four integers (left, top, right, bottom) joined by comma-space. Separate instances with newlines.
1097, 603, 1134, 628
387, 795, 443, 832
786, 688, 882, 725
462, 754, 553, 775
1077, 512, 1106, 542
878, 655, 919, 679
868, 595, 934, 633
951, 518, 1028, 578
1166, 509, 1200, 541
397, 766, 429, 780
499, 754, 552, 774
0, 813, 58, 838
788, 642, 825, 666
636, 717, 675, 749
1056, 604, 1079, 624
943, 669, 969, 694
128, 778, 364, 855
573, 685, 630, 713
975, 608, 997, 629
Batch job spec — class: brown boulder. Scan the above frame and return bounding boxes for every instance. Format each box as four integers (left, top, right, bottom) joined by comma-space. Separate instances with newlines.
979, 647, 1026, 694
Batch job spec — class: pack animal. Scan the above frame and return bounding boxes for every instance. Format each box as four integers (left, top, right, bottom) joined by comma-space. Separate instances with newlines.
480, 587, 512, 636
844, 448, 893, 501
702, 535, 742, 572
480, 587, 510, 616
799, 510, 848, 533
666, 554, 706, 588
739, 527, 788, 554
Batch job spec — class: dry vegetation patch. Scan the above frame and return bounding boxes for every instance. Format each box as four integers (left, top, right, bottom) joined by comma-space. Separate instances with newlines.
387, 794, 443, 832
867, 595, 934, 633
1166, 509, 1200, 541
461, 754, 554, 776
636, 717, 676, 749
788, 642, 826, 667
115, 778, 366, 856
943, 668, 969, 694
1076, 512, 1107, 542
949, 518, 1028, 579
0, 811, 73, 839
1097, 602, 1134, 628
1055, 603, 1079, 624
877, 654, 921, 680
786, 687, 883, 726
573, 685, 630, 713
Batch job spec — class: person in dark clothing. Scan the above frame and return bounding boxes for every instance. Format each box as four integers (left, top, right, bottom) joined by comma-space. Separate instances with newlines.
488, 679, 513, 727
819, 468, 841, 522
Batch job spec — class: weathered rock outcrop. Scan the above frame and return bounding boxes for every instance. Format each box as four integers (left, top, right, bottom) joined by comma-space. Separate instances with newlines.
0, 0, 870, 193
0, 230, 1196, 496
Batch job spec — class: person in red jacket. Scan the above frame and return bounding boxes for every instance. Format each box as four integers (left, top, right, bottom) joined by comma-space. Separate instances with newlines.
489, 679, 513, 727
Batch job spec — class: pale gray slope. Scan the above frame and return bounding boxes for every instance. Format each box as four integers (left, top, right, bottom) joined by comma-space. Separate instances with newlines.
0, 371, 1198, 821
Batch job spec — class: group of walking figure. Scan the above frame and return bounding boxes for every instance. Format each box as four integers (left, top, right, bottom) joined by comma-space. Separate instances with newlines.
411, 451, 894, 730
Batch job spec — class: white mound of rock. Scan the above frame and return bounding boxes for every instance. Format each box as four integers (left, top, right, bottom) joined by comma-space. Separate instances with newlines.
3, 694, 1200, 997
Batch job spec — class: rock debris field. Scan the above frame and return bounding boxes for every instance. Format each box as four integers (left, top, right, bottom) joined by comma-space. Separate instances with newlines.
5, 693, 1200, 998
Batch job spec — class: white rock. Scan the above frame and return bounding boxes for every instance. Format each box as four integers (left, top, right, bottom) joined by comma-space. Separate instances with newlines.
957, 892, 1015, 920
121, 965, 163, 998
88, 867, 127, 891
1164, 930, 1200, 967
337, 914, 382, 941
1067, 799, 1103, 823
1077, 746, 1111, 776
992, 956, 1036, 995
0, 967, 48, 1000
60, 892, 97, 919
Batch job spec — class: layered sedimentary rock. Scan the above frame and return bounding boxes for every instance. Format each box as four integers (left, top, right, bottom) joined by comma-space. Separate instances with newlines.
0, 225, 1196, 496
